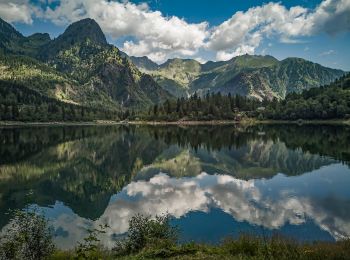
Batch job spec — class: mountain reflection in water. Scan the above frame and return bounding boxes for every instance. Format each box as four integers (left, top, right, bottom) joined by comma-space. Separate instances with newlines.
0, 124, 349, 248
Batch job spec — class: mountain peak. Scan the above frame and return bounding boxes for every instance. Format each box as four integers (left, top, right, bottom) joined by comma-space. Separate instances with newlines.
60, 18, 107, 46
27, 33, 51, 42
161, 58, 201, 68
38, 18, 108, 60
0, 17, 24, 42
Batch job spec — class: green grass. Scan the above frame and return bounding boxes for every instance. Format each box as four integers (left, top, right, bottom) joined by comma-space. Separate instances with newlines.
48, 236, 350, 259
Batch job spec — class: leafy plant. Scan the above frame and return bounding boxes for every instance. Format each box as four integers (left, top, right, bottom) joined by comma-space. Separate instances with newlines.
113, 213, 178, 256
75, 224, 109, 260
0, 209, 54, 260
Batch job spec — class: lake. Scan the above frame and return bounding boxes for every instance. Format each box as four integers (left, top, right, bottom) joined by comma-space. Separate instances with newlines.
0, 124, 349, 249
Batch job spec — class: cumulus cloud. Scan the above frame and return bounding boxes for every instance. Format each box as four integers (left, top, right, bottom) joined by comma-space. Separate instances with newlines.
1, 0, 349, 63
307, 0, 350, 35
207, 3, 309, 60
208, 0, 350, 61
41, 0, 208, 63
0, 0, 39, 24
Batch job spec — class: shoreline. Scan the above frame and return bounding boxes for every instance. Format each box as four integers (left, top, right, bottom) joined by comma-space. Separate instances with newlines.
0, 119, 349, 127
0, 120, 121, 127
129, 119, 350, 126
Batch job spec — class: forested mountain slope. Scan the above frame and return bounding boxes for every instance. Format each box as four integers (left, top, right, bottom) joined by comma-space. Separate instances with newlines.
132, 54, 344, 100
0, 18, 171, 110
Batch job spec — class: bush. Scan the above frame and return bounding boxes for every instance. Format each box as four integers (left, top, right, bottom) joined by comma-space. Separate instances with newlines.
75, 224, 109, 260
0, 209, 54, 260
113, 213, 178, 256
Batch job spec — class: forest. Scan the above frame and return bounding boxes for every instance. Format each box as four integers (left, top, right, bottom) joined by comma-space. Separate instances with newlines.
0, 73, 349, 122
0, 80, 117, 121
134, 92, 265, 121
264, 73, 350, 120
133, 72, 350, 121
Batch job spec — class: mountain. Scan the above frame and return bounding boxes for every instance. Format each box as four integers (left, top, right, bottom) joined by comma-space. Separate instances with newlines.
38, 18, 108, 60
0, 18, 171, 109
131, 54, 344, 100
264, 72, 350, 120
128, 55, 159, 71
0, 18, 50, 57
0, 15, 345, 113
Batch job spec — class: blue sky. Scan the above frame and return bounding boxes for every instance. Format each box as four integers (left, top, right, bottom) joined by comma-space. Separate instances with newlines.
1, 0, 349, 70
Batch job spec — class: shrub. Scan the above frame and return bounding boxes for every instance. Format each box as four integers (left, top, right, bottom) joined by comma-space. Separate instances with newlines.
113, 213, 178, 256
74, 224, 109, 260
0, 209, 54, 260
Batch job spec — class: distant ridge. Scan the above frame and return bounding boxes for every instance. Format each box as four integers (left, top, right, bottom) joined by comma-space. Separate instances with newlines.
130, 54, 345, 100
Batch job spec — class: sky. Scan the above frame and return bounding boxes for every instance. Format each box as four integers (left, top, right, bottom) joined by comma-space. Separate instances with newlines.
0, 0, 349, 70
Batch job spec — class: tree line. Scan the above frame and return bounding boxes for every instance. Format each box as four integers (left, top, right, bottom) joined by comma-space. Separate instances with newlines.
131, 72, 350, 121
133, 92, 265, 121
0, 80, 117, 121
263, 73, 350, 120
1, 72, 349, 122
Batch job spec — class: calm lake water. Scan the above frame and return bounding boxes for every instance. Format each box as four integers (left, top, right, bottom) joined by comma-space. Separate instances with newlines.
0, 124, 350, 249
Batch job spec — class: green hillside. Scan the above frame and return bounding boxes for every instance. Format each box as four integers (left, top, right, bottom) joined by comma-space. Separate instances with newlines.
0, 18, 50, 57
132, 54, 344, 100
0, 17, 171, 112
0, 80, 117, 121
264, 72, 350, 120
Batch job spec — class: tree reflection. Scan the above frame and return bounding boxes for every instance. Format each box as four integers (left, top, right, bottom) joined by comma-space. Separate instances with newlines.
0, 124, 349, 228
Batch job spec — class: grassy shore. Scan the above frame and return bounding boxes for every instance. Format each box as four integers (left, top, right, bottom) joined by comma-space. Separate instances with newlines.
50, 237, 350, 260
2, 207, 350, 260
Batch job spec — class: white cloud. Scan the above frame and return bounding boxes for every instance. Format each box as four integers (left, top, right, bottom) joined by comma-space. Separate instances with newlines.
320, 49, 336, 56
193, 57, 207, 64
42, 0, 208, 63
0, 0, 38, 24
207, 0, 350, 61
0, 0, 349, 63
216, 45, 256, 61
306, 0, 350, 35
207, 3, 310, 60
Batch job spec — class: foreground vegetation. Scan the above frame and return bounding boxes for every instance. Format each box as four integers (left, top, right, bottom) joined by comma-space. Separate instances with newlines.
1, 210, 350, 259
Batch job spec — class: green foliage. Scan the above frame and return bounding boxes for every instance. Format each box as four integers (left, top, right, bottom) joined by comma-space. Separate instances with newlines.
0, 80, 118, 121
136, 54, 344, 100
0, 18, 170, 111
127, 55, 159, 71
136, 72, 350, 122
0, 18, 50, 58
0, 209, 54, 260
134, 92, 262, 121
114, 213, 178, 256
75, 224, 109, 260
264, 72, 350, 120
1, 211, 350, 259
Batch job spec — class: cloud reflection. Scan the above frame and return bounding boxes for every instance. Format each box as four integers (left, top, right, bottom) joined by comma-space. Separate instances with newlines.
36, 164, 350, 249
